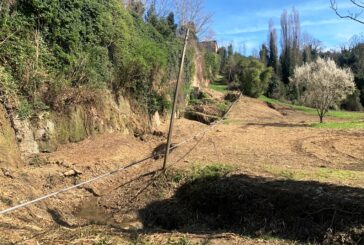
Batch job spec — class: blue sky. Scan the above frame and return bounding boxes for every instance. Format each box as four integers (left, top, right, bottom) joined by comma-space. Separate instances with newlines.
204, 0, 363, 54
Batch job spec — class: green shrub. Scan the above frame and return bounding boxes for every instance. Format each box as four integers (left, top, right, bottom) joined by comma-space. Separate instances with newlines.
17, 99, 33, 119
0, 0, 195, 116
0, 66, 17, 98
238, 58, 273, 98
204, 52, 221, 81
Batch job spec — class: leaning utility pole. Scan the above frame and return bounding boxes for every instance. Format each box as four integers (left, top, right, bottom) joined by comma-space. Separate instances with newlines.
162, 28, 190, 170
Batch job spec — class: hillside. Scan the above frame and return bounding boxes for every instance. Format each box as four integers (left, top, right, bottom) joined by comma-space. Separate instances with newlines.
0, 0, 216, 166
0, 93, 363, 244
1, 1, 364, 244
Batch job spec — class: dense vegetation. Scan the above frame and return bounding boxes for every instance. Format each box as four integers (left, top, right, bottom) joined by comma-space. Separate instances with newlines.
0, 0, 198, 118
216, 8, 364, 112
261, 9, 364, 111
217, 45, 272, 98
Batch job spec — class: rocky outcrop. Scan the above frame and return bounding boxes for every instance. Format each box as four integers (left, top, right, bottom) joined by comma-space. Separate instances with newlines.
0, 104, 22, 167
2, 91, 152, 163
191, 47, 209, 89
33, 92, 146, 154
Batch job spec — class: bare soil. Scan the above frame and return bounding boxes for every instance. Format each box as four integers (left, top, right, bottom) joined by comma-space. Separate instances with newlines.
0, 95, 363, 244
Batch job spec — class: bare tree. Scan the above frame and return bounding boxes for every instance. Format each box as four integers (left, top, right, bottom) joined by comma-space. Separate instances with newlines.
172, 0, 212, 35
330, 0, 364, 24
280, 8, 302, 84
302, 32, 322, 63
203, 29, 216, 41
150, 0, 173, 17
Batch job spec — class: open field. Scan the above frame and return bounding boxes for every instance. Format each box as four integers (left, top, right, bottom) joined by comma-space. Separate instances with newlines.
0, 92, 363, 244
259, 95, 364, 130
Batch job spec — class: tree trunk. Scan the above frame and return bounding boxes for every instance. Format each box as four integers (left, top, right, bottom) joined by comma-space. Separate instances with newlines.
319, 115, 323, 123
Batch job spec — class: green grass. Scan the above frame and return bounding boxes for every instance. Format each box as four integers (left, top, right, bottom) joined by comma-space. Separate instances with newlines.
171, 163, 234, 184
264, 165, 364, 183
209, 77, 228, 93
311, 121, 364, 129
259, 95, 364, 120
217, 101, 229, 111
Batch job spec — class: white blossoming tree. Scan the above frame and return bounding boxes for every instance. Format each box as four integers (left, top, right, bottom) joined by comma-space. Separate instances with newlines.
290, 57, 356, 123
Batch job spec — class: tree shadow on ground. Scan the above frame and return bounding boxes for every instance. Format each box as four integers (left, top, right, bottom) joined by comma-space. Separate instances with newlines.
139, 174, 364, 244
245, 122, 309, 128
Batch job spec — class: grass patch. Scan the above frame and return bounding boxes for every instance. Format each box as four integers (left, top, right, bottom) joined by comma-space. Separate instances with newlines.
217, 101, 229, 111
190, 163, 234, 180
264, 165, 364, 183
311, 121, 364, 129
209, 83, 228, 93
259, 95, 364, 120
134, 237, 199, 245
209, 77, 228, 93
170, 163, 234, 184
222, 118, 244, 125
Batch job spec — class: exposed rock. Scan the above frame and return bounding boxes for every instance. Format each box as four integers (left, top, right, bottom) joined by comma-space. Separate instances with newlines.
0, 104, 22, 167
63, 168, 82, 177
153, 130, 166, 138
34, 128, 46, 141
84, 186, 102, 197
64, 170, 77, 177
151, 111, 161, 129
1, 168, 14, 178
73, 168, 82, 175
120, 221, 144, 230
13, 118, 39, 160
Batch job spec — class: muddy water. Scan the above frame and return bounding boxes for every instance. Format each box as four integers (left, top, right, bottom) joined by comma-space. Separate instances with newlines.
75, 197, 144, 230
75, 197, 115, 226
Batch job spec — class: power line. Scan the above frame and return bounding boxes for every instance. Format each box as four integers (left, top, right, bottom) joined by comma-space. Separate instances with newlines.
0, 92, 241, 216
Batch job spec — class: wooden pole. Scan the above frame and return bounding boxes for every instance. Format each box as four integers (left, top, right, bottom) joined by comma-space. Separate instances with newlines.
162, 28, 190, 170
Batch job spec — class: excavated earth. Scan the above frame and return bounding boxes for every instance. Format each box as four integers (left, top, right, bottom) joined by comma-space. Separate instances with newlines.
0, 94, 363, 244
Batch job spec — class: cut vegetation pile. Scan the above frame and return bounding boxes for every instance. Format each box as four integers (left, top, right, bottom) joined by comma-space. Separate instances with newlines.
185, 89, 238, 124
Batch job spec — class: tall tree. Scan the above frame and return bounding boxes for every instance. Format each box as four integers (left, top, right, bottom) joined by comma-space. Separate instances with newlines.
146, 2, 158, 26
280, 8, 301, 84
218, 46, 228, 74
125, 0, 146, 17
259, 44, 269, 66
268, 19, 279, 73
166, 12, 177, 34
226, 44, 235, 81
302, 32, 322, 63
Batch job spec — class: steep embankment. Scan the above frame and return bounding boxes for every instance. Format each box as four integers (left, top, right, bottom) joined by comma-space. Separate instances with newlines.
12, 91, 151, 161
0, 0, 212, 165
0, 104, 21, 167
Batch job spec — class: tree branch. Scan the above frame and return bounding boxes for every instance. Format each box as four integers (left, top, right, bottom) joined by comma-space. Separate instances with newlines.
350, 0, 364, 8
0, 29, 18, 47
331, 0, 364, 24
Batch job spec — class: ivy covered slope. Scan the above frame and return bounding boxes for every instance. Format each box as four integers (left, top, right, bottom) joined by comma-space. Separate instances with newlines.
0, 0, 199, 161
0, 0, 195, 118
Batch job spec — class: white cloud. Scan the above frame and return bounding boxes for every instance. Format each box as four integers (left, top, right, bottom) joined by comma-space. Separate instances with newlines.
218, 18, 343, 36
256, 0, 356, 18
214, 0, 363, 55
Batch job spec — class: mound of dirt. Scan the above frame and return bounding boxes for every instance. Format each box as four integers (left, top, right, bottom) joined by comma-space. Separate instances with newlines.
140, 173, 364, 244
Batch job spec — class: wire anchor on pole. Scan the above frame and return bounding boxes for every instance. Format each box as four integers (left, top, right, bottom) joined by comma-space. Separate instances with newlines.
163, 28, 190, 170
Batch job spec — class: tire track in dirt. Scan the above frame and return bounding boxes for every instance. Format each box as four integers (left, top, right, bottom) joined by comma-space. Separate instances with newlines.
291, 133, 364, 170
